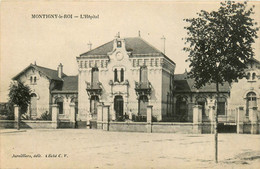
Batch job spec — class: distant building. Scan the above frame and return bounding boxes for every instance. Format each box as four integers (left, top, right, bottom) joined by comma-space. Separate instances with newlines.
12, 63, 78, 120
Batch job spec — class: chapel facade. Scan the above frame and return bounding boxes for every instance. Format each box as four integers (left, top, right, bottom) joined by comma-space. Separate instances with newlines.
76, 36, 175, 124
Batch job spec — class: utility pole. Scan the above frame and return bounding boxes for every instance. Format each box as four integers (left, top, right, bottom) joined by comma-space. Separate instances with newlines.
215, 61, 220, 163
161, 35, 166, 54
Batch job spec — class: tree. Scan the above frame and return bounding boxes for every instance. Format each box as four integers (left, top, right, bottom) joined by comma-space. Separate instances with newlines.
8, 81, 31, 115
183, 1, 258, 163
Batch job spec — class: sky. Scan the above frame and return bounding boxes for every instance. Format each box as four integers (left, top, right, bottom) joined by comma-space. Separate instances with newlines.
1, 0, 260, 102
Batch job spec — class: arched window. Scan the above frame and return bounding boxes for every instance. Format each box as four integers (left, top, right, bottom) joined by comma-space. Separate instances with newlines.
252, 73, 256, 80
196, 97, 207, 116
114, 68, 118, 82
246, 92, 257, 115
120, 68, 124, 82
55, 97, 64, 114
117, 41, 122, 48
30, 76, 33, 84
34, 77, 37, 83
176, 96, 188, 122
217, 97, 226, 115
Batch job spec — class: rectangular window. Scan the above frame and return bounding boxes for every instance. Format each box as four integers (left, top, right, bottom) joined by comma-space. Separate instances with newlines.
133, 59, 136, 67
155, 59, 158, 67
80, 61, 83, 68
144, 59, 148, 66
91, 68, 99, 88
150, 59, 154, 67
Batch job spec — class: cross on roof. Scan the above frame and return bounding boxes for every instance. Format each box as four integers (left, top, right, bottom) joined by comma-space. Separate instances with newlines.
161, 35, 166, 54
87, 41, 92, 50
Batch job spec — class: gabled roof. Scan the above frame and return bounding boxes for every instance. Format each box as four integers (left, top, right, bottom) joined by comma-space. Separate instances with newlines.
52, 76, 78, 93
174, 73, 230, 93
12, 64, 67, 81
79, 37, 175, 65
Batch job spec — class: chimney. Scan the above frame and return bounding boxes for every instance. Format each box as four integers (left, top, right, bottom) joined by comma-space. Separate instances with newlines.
58, 63, 63, 78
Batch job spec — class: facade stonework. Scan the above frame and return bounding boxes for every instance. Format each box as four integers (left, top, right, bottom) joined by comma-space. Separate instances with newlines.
77, 37, 175, 123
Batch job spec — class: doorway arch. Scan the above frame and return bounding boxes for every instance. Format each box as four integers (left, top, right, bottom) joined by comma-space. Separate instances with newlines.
114, 95, 124, 120
30, 93, 37, 117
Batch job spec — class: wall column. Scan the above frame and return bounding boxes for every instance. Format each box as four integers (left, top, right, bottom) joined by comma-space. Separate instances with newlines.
236, 106, 245, 134
97, 103, 103, 129
70, 103, 76, 128
147, 105, 153, 133
249, 107, 258, 134
14, 105, 20, 130
51, 104, 59, 129
102, 105, 110, 131
193, 105, 202, 134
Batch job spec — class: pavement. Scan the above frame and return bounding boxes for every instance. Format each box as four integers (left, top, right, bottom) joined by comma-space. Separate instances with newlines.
0, 129, 260, 169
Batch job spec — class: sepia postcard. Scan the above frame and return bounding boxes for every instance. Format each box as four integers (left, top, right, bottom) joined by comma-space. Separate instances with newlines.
1, 0, 260, 168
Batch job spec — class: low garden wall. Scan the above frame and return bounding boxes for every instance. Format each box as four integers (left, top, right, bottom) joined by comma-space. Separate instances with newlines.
0, 120, 73, 129
96, 121, 214, 134
108, 122, 147, 132
0, 120, 15, 128
20, 120, 57, 129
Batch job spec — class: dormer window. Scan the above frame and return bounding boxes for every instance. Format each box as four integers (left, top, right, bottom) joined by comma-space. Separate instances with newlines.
30, 76, 37, 85
117, 41, 122, 48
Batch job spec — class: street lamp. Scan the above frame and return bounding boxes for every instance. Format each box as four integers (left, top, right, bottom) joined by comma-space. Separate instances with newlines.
215, 61, 220, 163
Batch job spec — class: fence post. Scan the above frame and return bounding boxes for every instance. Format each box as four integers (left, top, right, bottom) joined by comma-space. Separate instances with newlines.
51, 104, 59, 129
249, 107, 258, 134
193, 105, 202, 134
102, 105, 110, 131
236, 106, 244, 134
70, 103, 76, 128
97, 103, 103, 129
147, 105, 153, 133
14, 105, 20, 130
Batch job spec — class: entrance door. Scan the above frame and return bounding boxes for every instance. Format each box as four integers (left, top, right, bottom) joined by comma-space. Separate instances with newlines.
30, 93, 37, 117
90, 95, 99, 119
114, 96, 124, 120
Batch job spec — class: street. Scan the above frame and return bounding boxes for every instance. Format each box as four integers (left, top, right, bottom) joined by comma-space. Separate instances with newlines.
1, 129, 260, 169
